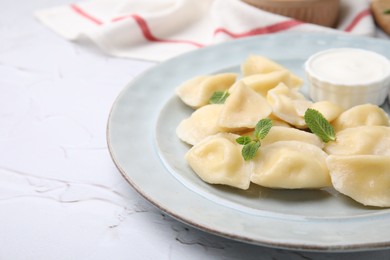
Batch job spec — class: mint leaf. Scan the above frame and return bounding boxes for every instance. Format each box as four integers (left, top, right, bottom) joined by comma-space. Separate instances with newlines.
384, 9, 390, 14
236, 118, 273, 161
209, 91, 230, 104
304, 108, 336, 143
254, 118, 273, 140
236, 136, 252, 145
242, 141, 261, 161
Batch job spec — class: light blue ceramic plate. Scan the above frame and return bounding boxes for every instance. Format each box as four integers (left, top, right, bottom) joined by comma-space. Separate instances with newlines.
107, 33, 390, 252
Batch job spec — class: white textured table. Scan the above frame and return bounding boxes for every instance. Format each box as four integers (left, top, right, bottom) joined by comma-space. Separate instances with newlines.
1, 1, 390, 259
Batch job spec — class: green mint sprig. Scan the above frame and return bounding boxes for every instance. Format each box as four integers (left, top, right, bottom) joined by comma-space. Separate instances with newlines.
304, 108, 336, 143
236, 118, 272, 161
209, 91, 230, 104
384, 9, 390, 14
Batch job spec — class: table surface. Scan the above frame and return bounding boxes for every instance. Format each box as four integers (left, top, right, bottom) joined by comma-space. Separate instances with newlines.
2, 1, 390, 259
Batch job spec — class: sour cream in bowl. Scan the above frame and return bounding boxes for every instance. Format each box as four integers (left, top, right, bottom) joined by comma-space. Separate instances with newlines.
305, 48, 390, 109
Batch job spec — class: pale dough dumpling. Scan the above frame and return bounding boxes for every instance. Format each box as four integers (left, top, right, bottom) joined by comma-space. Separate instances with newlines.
262, 126, 323, 148
325, 126, 390, 156
176, 104, 226, 146
332, 104, 390, 132
269, 119, 291, 128
250, 141, 331, 189
327, 155, 390, 207
236, 70, 293, 97
176, 73, 237, 108
218, 82, 272, 130
268, 114, 292, 127
185, 133, 251, 190
267, 83, 312, 128
242, 126, 323, 148
310, 101, 344, 123
241, 55, 303, 88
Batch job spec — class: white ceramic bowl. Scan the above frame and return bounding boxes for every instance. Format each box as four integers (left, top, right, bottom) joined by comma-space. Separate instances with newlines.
305, 48, 390, 109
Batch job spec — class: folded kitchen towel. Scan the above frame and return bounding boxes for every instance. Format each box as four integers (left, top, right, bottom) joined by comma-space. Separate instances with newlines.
35, 0, 375, 61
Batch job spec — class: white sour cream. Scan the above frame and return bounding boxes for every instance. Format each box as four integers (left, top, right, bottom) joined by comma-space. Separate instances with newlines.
305, 48, 390, 109
306, 48, 390, 85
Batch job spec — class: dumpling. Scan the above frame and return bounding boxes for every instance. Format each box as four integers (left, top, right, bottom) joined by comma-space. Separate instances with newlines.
261, 126, 323, 148
176, 104, 226, 145
267, 83, 312, 128
218, 82, 272, 130
242, 126, 323, 148
250, 141, 331, 189
185, 133, 251, 190
332, 104, 389, 132
236, 70, 293, 97
325, 126, 390, 156
269, 118, 291, 128
310, 101, 343, 123
241, 55, 303, 88
268, 114, 292, 127
327, 155, 390, 207
176, 73, 237, 108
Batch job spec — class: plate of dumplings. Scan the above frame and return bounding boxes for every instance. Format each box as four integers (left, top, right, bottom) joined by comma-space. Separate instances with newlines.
107, 33, 390, 251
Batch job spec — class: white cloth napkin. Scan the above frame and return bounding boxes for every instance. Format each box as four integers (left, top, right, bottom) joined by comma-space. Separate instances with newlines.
35, 0, 375, 61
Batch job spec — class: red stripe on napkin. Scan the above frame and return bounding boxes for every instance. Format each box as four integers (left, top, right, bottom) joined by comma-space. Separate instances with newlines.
214, 20, 303, 38
344, 9, 371, 32
70, 4, 204, 47
70, 4, 102, 25
113, 14, 205, 48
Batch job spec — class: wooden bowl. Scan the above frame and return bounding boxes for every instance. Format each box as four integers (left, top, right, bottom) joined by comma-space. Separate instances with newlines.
371, 0, 390, 36
242, 0, 340, 27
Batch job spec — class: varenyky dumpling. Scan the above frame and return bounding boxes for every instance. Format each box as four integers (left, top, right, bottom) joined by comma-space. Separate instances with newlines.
325, 126, 390, 156
250, 141, 331, 189
327, 155, 390, 207
236, 70, 294, 97
218, 82, 272, 130
310, 101, 344, 123
261, 126, 323, 148
332, 104, 390, 132
241, 55, 303, 88
267, 83, 312, 128
242, 126, 323, 148
176, 104, 226, 146
176, 73, 237, 108
185, 133, 251, 190
268, 114, 292, 128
